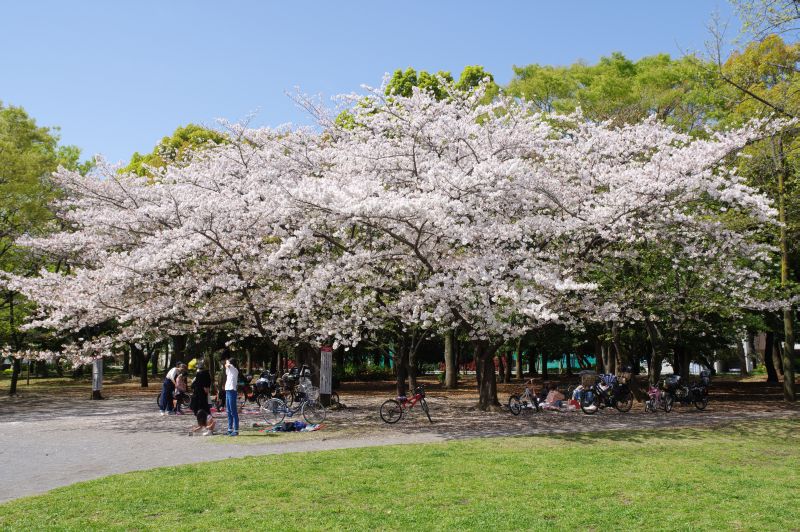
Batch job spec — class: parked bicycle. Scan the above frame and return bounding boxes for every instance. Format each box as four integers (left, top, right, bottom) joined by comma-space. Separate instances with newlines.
260, 380, 327, 425
580, 373, 634, 414
644, 383, 672, 413
276, 364, 340, 407
380, 385, 432, 423
508, 380, 542, 415
662, 370, 710, 411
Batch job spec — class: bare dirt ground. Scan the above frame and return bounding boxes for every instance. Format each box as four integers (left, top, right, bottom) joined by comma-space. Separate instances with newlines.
1, 375, 798, 503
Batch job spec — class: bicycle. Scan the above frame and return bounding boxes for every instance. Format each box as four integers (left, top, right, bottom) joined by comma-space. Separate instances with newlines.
260, 383, 327, 425
644, 384, 672, 413
156, 391, 191, 412
508, 381, 542, 415
379, 385, 432, 424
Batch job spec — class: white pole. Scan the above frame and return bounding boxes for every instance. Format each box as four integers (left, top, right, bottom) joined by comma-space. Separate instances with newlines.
92, 358, 103, 399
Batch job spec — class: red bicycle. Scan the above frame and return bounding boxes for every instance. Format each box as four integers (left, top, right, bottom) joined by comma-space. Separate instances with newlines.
380, 385, 432, 423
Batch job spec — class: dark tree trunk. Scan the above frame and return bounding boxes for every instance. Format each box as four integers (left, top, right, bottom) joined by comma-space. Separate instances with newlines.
565, 353, 573, 376
774, 335, 784, 377
408, 341, 419, 393
611, 322, 624, 375
130, 344, 148, 388
474, 341, 501, 410
782, 308, 795, 401
444, 330, 457, 389
764, 331, 779, 383
172, 335, 187, 365
515, 338, 523, 380
645, 319, 663, 385
9, 358, 21, 396
528, 345, 538, 377
393, 342, 410, 397
676, 344, 690, 381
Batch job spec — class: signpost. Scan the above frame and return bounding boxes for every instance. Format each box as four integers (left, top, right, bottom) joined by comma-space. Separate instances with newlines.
320, 346, 333, 406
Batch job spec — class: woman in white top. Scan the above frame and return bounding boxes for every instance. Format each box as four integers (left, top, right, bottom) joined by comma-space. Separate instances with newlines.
224, 358, 240, 436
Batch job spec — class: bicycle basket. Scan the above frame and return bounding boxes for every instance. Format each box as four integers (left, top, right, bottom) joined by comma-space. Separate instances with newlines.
303, 386, 320, 401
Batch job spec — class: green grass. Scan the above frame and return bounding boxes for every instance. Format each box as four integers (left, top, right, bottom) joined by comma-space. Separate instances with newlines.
2, 420, 799, 531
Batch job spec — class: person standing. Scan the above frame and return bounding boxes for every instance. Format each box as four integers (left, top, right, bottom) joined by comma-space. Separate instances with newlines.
160, 362, 187, 416
224, 358, 240, 436
190, 359, 212, 415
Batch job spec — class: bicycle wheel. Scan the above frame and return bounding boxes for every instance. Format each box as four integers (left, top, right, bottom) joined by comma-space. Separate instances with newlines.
663, 394, 674, 413
508, 395, 522, 415
614, 390, 634, 413
380, 399, 403, 424
420, 398, 432, 423
260, 398, 286, 425
693, 396, 708, 411
302, 399, 327, 424
580, 393, 599, 415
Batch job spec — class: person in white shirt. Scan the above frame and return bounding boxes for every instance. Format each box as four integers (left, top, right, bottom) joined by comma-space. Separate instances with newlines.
160, 363, 187, 415
224, 358, 240, 436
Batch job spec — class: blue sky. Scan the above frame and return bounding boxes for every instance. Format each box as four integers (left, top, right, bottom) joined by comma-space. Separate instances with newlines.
1, 1, 738, 164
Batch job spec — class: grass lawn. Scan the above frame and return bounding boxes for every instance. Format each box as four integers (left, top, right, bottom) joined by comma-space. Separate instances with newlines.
1, 419, 798, 531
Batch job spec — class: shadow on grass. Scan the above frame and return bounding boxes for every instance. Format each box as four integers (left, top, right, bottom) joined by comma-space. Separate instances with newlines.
515, 418, 800, 445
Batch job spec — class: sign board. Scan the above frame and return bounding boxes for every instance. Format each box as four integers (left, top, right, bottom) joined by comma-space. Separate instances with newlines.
320, 346, 333, 395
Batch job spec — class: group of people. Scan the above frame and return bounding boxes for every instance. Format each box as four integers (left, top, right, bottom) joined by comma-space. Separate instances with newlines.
158, 357, 241, 437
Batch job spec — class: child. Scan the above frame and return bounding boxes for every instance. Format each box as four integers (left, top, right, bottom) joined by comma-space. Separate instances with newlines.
174, 371, 189, 414
190, 409, 216, 436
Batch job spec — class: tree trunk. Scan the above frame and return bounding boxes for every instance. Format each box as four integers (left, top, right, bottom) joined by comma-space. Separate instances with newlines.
9, 357, 21, 396
782, 309, 795, 401
408, 341, 419, 393
738, 336, 750, 376
497, 355, 506, 384
645, 319, 663, 385
515, 338, 523, 380
773, 335, 784, 377
393, 342, 410, 397
444, 330, 457, 389
778, 167, 796, 401
474, 340, 501, 410
171, 335, 187, 365
764, 331, 779, 383
611, 322, 624, 374
130, 344, 148, 388
676, 344, 690, 381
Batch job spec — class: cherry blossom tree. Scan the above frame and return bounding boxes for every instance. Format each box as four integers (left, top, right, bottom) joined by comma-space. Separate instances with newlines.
2, 81, 787, 410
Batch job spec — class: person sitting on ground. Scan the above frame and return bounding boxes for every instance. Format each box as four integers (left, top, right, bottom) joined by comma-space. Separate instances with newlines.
544, 383, 566, 408
537, 382, 550, 403
174, 370, 189, 414
190, 409, 216, 436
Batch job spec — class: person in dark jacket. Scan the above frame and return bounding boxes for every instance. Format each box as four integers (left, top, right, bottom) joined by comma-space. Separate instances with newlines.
190, 359, 212, 415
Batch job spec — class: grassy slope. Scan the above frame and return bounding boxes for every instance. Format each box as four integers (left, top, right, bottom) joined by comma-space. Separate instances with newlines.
1, 419, 798, 531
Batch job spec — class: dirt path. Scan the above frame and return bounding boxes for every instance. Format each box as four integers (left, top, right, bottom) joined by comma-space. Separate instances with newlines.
1, 390, 798, 503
